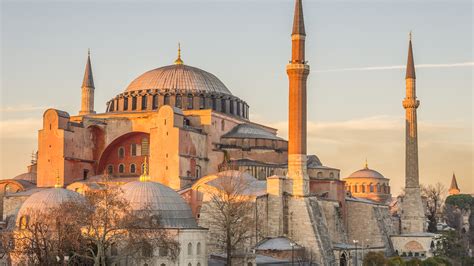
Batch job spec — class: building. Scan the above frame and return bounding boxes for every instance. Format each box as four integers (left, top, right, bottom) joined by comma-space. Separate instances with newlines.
343, 161, 392, 203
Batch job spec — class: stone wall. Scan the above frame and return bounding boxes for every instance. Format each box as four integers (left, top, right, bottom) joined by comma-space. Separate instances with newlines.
320, 199, 347, 244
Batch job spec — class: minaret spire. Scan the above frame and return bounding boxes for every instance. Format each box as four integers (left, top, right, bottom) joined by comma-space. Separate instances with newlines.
79, 49, 96, 115
287, 0, 310, 196
401, 34, 425, 233
174, 43, 184, 65
449, 172, 460, 195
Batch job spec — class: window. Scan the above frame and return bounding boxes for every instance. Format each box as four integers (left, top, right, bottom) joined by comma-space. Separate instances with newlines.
107, 165, 113, 174
164, 94, 170, 105
377, 183, 381, 193
361, 184, 366, 193
221, 120, 225, 131
221, 99, 226, 113
199, 95, 205, 109
130, 164, 136, 174
141, 138, 149, 155
109, 101, 115, 112
354, 184, 358, 193
196, 166, 201, 178
131, 144, 137, 156
329, 172, 334, 178
119, 164, 125, 174
187, 95, 193, 109
132, 97, 137, 110
229, 100, 234, 114
142, 243, 153, 257
317, 172, 323, 178
5, 184, 12, 193
118, 147, 125, 158
123, 97, 128, 110
369, 184, 374, 193
19, 216, 28, 229
141, 95, 147, 110
237, 102, 241, 115
111, 243, 118, 256
187, 243, 192, 255
152, 95, 159, 110
176, 95, 182, 108
197, 242, 201, 255
83, 169, 89, 180
211, 97, 217, 110
159, 246, 168, 257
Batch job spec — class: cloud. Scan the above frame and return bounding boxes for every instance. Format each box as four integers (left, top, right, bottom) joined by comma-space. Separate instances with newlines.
0, 118, 41, 139
314, 62, 474, 73
0, 105, 48, 113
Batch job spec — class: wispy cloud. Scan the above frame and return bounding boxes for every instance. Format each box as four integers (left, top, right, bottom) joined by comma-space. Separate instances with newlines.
0, 118, 41, 139
0, 105, 48, 113
314, 62, 474, 73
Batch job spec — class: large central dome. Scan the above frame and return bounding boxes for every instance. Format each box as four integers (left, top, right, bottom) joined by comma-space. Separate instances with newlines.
125, 64, 232, 95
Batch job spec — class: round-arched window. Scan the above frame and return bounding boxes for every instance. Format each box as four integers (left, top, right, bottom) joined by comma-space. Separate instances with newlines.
118, 147, 125, 158
107, 165, 113, 174
130, 164, 136, 174
119, 164, 125, 174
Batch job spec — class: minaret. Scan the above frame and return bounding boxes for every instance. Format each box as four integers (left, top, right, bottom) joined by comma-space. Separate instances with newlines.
401, 33, 426, 233
448, 172, 460, 195
79, 49, 95, 115
287, 0, 310, 196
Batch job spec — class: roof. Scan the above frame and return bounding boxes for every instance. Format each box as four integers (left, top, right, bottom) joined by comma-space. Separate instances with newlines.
406, 39, 416, 79
344, 167, 387, 180
222, 123, 283, 140
255, 237, 302, 251
205, 170, 267, 197
121, 180, 198, 228
125, 64, 232, 95
292, 0, 306, 36
82, 51, 95, 88
450, 173, 459, 191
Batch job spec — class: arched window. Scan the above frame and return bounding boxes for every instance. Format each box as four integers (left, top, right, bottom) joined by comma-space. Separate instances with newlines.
131, 144, 137, 156
107, 165, 113, 174
237, 102, 241, 116
132, 97, 137, 110
221, 99, 226, 113
199, 95, 205, 109
195, 166, 201, 178
187, 94, 193, 109
229, 100, 234, 114
197, 242, 201, 255
369, 184, 374, 193
130, 164, 136, 174
187, 242, 192, 255
109, 101, 115, 112
317, 172, 323, 178
354, 184, 358, 193
118, 147, 125, 158
382, 184, 386, 193
119, 164, 125, 174
19, 216, 27, 229
141, 95, 147, 110
111, 243, 118, 256
123, 97, 128, 110
152, 94, 159, 109
211, 97, 217, 110
329, 172, 334, 178
159, 246, 168, 257
377, 183, 381, 193
141, 243, 153, 257
176, 95, 182, 108
361, 184, 366, 193
164, 94, 170, 105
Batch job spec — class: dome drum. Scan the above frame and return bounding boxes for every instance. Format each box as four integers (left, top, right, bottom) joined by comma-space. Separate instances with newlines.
106, 89, 249, 119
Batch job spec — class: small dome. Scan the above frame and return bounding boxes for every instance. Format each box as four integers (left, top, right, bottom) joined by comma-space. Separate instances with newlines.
346, 167, 387, 180
17, 188, 83, 223
121, 181, 197, 228
125, 64, 232, 95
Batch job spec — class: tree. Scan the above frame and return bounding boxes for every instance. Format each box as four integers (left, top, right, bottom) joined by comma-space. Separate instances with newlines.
363, 251, 387, 266
421, 183, 446, 233
68, 185, 179, 265
202, 171, 255, 266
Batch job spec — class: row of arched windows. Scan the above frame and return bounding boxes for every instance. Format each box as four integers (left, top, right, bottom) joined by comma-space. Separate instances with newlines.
107, 163, 145, 175
346, 183, 390, 194
187, 242, 202, 256
107, 93, 249, 119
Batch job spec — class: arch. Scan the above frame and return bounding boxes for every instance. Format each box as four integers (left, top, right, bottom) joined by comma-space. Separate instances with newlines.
229, 100, 234, 114
130, 164, 136, 174
187, 242, 193, 255
211, 96, 217, 110
376, 183, 381, 193
141, 95, 147, 110
354, 184, 358, 193
164, 94, 170, 105
107, 165, 113, 174
187, 94, 193, 109
119, 164, 125, 174
141, 242, 153, 257
221, 98, 226, 113
199, 94, 205, 109
317, 172, 323, 178
339, 252, 347, 266
329, 172, 334, 178
123, 96, 129, 110
111, 242, 118, 256
196, 165, 201, 179
361, 184, 366, 193
152, 94, 159, 109
132, 96, 137, 110
369, 183, 374, 193
176, 94, 182, 108
118, 147, 125, 158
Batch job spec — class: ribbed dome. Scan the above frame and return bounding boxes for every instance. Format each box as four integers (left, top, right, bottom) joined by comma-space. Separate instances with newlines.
346, 168, 386, 180
121, 181, 197, 228
125, 64, 232, 95
17, 188, 83, 223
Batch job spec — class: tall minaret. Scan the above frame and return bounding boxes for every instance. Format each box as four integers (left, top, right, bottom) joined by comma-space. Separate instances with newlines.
401, 33, 426, 233
79, 49, 95, 115
287, 0, 310, 196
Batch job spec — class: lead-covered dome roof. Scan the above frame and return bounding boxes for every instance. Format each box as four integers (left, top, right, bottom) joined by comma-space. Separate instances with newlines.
345, 167, 387, 180
121, 180, 197, 228
125, 64, 232, 96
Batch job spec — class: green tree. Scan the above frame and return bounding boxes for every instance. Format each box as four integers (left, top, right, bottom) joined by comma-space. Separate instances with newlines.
363, 251, 387, 266
387, 256, 405, 266
406, 258, 422, 266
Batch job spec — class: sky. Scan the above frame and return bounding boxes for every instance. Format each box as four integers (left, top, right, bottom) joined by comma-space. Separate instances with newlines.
1, 0, 472, 196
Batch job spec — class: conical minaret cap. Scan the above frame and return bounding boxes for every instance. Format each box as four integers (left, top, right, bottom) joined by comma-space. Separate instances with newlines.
450, 173, 459, 191
292, 0, 306, 36
406, 34, 416, 79
82, 49, 95, 88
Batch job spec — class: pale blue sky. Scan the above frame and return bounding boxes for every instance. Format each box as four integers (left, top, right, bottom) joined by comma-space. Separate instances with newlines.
1, 0, 472, 194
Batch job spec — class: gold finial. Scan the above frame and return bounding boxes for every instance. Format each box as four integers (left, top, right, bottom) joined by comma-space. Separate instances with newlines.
139, 156, 150, 182
54, 170, 61, 188
174, 43, 183, 65
364, 158, 368, 169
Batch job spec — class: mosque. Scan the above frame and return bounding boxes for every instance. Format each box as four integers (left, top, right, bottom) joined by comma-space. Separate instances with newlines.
0, 0, 437, 265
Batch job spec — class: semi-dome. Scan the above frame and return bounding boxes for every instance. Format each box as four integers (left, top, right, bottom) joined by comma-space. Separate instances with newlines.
16, 187, 83, 224
121, 180, 197, 228
125, 64, 232, 95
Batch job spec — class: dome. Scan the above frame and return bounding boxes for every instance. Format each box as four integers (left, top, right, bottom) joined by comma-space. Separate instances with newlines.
125, 64, 232, 95
16, 187, 83, 223
346, 167, 387, 180
121, 181, 197, 228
